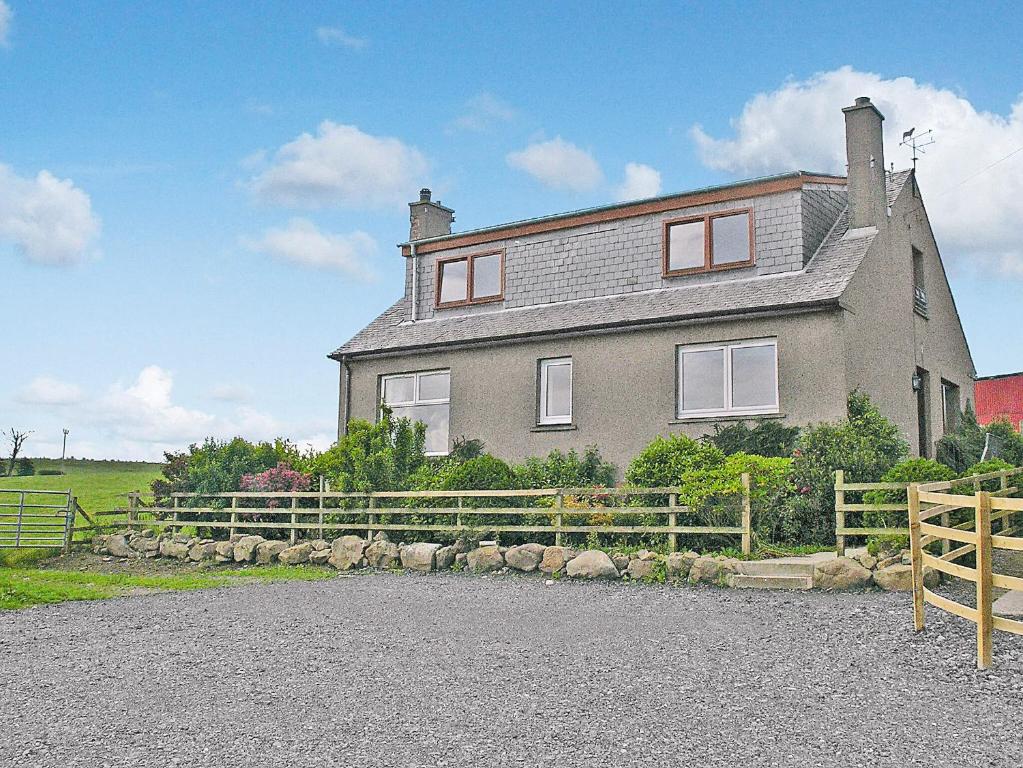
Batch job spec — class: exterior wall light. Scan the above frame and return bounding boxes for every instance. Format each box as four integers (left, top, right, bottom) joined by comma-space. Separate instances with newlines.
912, 372, 923, 392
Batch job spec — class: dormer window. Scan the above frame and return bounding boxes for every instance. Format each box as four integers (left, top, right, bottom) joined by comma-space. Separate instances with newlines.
436, 250, 504, 308
663, 209, 754, 277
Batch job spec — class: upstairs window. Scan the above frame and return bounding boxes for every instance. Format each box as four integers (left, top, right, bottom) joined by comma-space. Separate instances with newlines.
538, 357, 573, 425
663, 209, 754, 276
912, 247, 928, 317
436, 251, 504, 308
677, 339, 778, 418
381, 370, 450, 455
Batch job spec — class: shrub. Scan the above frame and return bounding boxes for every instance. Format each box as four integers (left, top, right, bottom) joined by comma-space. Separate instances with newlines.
952, 458, 1015, 495
434, 454, 518, 494
935, 402, 986, 472
237, 463, 313, 537
625, 434, 725, 488
862, 459, 958, 552
980, 420, 1023, 466
705, 420, 800, 458
515, 446, 616, 489
785, 391, 908, 545
308, 409, 426, 492
12, 457, 34, 476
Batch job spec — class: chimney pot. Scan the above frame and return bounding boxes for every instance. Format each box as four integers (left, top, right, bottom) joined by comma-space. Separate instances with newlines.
409, 187, 454, 241
419, 188, 432, 202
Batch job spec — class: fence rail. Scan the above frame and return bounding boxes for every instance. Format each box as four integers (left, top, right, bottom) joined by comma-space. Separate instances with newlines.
908, 467, 1023, 669
108, 476, 754, 554
0, 488, 76, 550
834, 468, 1018, 556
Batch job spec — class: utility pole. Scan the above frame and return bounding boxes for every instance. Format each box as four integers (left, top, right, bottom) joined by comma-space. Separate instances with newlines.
61, 428, 70, 475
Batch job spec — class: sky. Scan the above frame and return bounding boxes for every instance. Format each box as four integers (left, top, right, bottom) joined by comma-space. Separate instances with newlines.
3, 1, 1023, 461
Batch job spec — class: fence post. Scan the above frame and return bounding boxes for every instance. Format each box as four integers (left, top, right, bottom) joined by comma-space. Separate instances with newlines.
367, 496, 376, 543
999, 472, 1010, 533
172, 496, 180, 535
835, 470, 845, 557
667, 493, 678, 553
15, 491, 25, 547
976, 490, 994, 670
230, 496, 238, 538
907, 483, 925, 632
128, 491, 138, 530
318, 476, 325, 539
554, 492, 563, 547
456, 496, 463, 531
63, 494, 76, 553
290, 496, 298, 545
741, 473, 752, 556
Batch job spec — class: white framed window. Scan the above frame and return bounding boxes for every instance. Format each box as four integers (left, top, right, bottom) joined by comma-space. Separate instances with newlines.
538, 357, 573, 425
677, 339, 778, 418
380, 369, 450, 455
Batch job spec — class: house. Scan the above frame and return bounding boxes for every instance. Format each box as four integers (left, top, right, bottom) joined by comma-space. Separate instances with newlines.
330, 97, 975, 471
976, 372, 1023, 431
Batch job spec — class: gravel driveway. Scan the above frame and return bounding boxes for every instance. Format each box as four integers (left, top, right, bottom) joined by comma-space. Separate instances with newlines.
2, 572, 1022, 767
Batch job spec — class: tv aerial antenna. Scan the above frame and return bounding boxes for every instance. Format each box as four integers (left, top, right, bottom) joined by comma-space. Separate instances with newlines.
899, 127, 935, 169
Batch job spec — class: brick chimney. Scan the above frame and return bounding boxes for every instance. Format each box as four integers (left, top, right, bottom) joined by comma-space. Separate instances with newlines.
409, 188, 454, 241
842, 96, 887, 229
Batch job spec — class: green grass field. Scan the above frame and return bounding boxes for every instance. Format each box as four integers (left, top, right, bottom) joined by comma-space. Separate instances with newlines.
0, 565, 333, 611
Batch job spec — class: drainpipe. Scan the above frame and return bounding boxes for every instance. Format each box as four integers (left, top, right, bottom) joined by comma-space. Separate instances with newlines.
338, 355, 352, 439
409, 241, 418, 323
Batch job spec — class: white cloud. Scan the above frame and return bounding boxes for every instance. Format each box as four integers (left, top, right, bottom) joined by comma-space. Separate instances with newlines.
0, 2, 11, 47
447, 93, 516, 133
316, 26, 367, 49
506, 137, 603, 192
245, 218, 377, 280
209, 383, 252, 403
0, 164, 101, 265
615, 162, 662, 201
250, 121, 428, 209
691, 66, 1023, 274
17, 376, 83, 406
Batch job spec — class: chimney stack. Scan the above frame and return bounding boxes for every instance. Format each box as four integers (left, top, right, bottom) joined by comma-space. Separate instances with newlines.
842, 96, 887, 229
409, 187, 454, 241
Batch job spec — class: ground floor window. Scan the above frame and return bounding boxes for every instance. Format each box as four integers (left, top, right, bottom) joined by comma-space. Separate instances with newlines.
942, 379, 961, 435
677, 339, 778, 418
380, 369, 450, 455
538, 357, 573, 425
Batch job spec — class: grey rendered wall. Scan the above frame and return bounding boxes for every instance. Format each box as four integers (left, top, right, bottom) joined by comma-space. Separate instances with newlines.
413, 188, 834, 321
839, 175, 975, 457
344, 310, 848, 475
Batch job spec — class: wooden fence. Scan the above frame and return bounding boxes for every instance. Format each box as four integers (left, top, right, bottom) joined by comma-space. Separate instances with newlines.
908, 467, 1023, 669
834, 469, 1016, 556
0, 488, 77, 550
105, 476, 754, 554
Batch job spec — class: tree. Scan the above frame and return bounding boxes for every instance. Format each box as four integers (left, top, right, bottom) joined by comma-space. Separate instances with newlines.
5, 429, 32, 477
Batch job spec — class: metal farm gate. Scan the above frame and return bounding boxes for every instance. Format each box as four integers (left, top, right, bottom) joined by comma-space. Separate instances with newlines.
0, 488, 76, 550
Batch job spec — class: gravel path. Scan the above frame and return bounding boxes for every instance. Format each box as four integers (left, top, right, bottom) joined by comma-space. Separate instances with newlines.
2, 572, 1022, 767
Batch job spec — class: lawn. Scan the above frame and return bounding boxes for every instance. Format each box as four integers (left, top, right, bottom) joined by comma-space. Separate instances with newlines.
0, 564, 334, 611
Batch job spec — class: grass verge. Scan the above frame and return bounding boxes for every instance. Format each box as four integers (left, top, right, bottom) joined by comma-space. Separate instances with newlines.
0, 564, 333, 611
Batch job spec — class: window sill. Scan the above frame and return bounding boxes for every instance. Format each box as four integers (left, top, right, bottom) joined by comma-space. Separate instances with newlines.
531, 423, 577, 433
670, 412, 785, 425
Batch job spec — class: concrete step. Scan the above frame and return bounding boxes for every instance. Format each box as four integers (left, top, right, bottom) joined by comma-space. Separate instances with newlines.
993, 590, 1023, 617
735, 559, 816, 578
729, 574, 814, 590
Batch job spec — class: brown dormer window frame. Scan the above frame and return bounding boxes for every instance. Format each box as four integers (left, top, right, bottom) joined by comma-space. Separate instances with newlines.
435, 249, 505, 308
662, 208, 755, 277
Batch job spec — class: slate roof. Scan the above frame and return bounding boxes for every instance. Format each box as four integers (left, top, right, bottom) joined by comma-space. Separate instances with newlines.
331, 170, 913, 359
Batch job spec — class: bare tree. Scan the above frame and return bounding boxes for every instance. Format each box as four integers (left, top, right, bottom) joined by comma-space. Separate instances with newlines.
5, 429, 32, 477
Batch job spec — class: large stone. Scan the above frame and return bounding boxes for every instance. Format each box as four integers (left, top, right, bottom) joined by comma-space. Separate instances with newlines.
309, 548, 331, 565
214, 540, 235, 562
91, 534, 108, 554
873, 563, 939, 591
566, 550, 619, 580
329, 535, 368, 570
233, 535, 265, 563
309, 539, 330, 551
466, 546, 504, 573
105, 534, 135, 558
130, 535, 159, 555
279, 542, 314, 565
540, 546, 577, 575
666, 551, 697, 580
627, 557, 660, 581
401, 542, 443, 572
255, 540, 289, 564
688, 556, 739, 585
814, 557, 873, 591
365, 539, 400, 568
188, 541, 218, 562
505, 543, 546, 572
855, 552, 878, 571
435, 545, 456, 570
159, 538, 190, 559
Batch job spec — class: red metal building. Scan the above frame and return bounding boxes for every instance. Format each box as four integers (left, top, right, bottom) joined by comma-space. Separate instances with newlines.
975, 372, 1023, 431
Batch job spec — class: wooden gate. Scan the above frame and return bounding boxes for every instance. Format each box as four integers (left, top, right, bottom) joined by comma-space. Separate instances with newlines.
0, 488, 76, 550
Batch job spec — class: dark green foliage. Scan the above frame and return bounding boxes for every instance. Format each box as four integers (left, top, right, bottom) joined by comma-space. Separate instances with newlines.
862, 459, 958, 550
449, 436, 486, 462
12, 458, 35, 476
516, 447, 616, 489
980, 420, 1023, 466
625, 434, 725, 488
705, 420, 800, 458
308, 409, 426, 492
785, 391, 908, 544
935, 402, 986, 472
951, 458, 1016, 495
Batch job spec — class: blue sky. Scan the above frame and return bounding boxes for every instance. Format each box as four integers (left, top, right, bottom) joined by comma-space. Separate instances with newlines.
3, 1, 1023, 460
